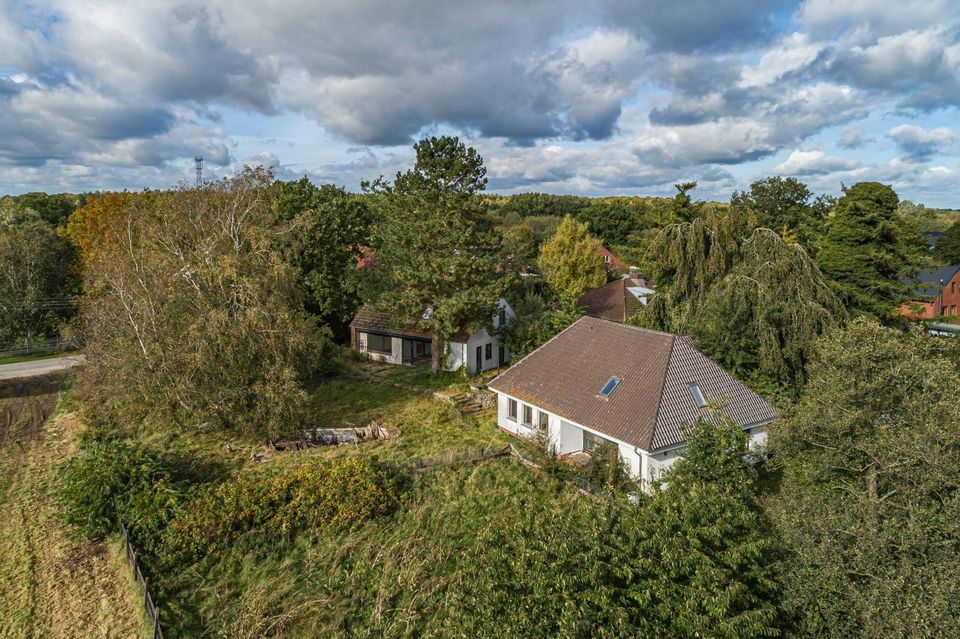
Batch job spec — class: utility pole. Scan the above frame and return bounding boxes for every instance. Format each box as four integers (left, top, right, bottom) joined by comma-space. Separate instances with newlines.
194, 156, 203, 188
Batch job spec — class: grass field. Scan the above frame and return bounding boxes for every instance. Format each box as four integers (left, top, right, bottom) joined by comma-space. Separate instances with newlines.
0, 374, 146, 639
108, 359, 586, 637
17, 359, 591, 637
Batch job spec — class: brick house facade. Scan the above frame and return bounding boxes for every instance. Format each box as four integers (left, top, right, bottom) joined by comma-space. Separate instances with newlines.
900, 266, 960, 320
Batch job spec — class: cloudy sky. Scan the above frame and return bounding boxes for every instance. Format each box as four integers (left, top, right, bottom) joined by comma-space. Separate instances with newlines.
2, 0, 959, 205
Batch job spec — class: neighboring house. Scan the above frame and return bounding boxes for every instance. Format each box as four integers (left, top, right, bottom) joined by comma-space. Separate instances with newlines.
577, 276, 655, 323
488, 316, 776, 490
899, 266, 960, 319
350, 298, 515, 374
597, 246, 625, 272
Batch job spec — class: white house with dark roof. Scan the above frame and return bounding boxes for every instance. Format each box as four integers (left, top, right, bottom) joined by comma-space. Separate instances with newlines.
350, 298, 515, 374
488, 316, 776, 489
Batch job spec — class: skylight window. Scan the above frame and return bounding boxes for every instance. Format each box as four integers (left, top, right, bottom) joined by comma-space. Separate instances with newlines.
688, 383, 708, 408
599, 376, 621, 398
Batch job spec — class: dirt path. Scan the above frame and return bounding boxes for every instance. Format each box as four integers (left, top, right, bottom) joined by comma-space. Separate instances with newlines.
0, 377, 144, 639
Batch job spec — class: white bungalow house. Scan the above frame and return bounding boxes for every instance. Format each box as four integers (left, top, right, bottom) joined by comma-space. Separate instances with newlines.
350, 298, 515, 375
488, 316, 776, 490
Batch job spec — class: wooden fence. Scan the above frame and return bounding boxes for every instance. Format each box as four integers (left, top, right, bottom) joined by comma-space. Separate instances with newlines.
119, 522, 164, 639
0, 336, 83, 359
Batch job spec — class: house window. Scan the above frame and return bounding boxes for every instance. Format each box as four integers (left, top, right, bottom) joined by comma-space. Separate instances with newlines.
583, 430, 615, 454
366, 333, 392, 354
507, 398, 517, 421
485, 343, 492, 360
498, 308, 507, 327
522, 404, 533, 427
537, 411, 549, 431
688, 383, 707, 408
953, 282, 957, 294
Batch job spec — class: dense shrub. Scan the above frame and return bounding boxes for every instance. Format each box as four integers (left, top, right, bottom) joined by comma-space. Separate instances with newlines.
161, 457, 407, 565
58, 440, 183, 541
583, 441, 636, 494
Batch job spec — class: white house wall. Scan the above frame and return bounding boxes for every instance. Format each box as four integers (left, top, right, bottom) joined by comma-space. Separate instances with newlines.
495, 391, 772, 492
356, 332, 403, 365
445, 341, 467, 372
643, 422, 772, 485
495, 391, 642, 479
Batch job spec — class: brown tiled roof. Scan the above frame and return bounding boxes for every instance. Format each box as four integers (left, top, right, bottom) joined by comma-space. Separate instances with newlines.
350, 304, 432, 340
488, 316, 776, 451
350, 304, 473, 341
577, 277, 649, 323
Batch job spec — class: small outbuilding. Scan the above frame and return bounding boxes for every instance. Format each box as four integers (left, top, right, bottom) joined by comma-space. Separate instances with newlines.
350, 298, 515, 375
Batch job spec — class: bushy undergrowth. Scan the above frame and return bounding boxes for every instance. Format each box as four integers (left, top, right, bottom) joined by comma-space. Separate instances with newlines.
60, 440, 408, 575
58, 439, 183, 542
161, 456, 407, 566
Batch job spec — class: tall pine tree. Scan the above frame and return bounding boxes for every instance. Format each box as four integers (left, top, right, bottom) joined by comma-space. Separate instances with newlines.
366, 137, 503, 374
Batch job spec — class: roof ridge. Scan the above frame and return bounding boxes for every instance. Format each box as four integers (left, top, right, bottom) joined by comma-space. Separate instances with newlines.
489, 314, 594, 388
620, 279, 629, 320
589, 314, 681, 339
650, 333, 677, 449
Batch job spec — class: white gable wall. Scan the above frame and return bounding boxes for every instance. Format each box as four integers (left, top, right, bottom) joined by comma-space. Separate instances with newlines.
445, 298, 516, 374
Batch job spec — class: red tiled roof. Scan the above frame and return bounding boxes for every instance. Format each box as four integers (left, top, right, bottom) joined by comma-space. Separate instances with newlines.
597, 245, 624, 268
488, 316, 776, 451
356, 245, 376, 270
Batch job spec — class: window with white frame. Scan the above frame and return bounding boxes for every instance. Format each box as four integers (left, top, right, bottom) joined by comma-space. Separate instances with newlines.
507, 398, 518, 421
521, 404, 533, 427
583, 429, 616, 454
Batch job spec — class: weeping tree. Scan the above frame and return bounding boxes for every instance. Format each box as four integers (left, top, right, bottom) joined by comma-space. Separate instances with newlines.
633, 206, 844, 387
694, 230, 845, 386
631, 205, 752, 329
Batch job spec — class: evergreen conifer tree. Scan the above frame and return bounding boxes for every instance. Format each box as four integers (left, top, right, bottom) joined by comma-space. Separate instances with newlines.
366, 137, 504, 374
624, 416, 780, 638
934, 218, 960, 264
815, 182, 924, 319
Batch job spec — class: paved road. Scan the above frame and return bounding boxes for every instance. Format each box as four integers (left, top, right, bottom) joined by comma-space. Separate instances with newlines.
0, 355, 85, 381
